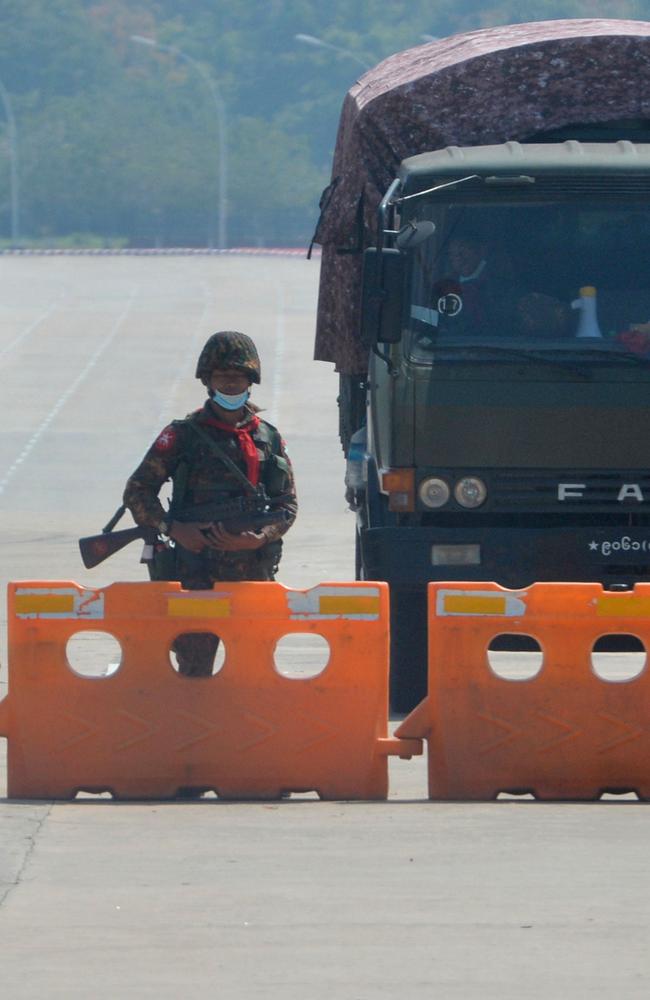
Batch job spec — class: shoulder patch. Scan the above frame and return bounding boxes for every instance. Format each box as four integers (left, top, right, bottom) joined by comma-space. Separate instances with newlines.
153, 425, 177, 452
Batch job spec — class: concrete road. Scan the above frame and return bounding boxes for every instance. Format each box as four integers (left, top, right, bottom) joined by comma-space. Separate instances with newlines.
1, 256, 650, 999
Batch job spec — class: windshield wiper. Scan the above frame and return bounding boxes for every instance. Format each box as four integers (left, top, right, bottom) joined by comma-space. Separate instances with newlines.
555, 346, 650, 367
398, 174, 481, 204
432, 343, 589, 376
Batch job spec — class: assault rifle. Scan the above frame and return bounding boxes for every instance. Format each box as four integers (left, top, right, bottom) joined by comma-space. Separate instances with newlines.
79, 490, 291, 569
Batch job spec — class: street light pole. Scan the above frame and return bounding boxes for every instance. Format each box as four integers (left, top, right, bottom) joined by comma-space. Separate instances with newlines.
131, 35, 227, 249
0, 79, 19, 244
294, 34, 374, 70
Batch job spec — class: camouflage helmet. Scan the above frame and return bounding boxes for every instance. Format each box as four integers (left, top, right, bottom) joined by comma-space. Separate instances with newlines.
195, 331, 261, 384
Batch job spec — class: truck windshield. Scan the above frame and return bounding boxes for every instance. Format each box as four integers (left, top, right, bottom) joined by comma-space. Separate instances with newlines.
406, 198, 650, 366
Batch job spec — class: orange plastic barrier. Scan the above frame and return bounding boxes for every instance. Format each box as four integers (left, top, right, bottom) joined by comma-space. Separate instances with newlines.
396, 582, 650, 800
1, 580, 420, 800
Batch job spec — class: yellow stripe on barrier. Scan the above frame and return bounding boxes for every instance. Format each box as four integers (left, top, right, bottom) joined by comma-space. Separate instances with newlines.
319, 596, 380, 617
597, 595, 650, 618
167, 597, 231, 619
442, 595, 508, 616
287, 586, 381, 620
15, 593, 75, 616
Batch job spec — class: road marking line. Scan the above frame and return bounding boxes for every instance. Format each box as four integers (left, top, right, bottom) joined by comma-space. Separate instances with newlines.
0, 288, 137, 498
0, 291, 65, 363
157, 282, 214, 424
268, 283, 285, 426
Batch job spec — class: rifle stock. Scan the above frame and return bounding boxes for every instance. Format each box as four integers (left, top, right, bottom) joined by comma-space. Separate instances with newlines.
79, 526, 148, 569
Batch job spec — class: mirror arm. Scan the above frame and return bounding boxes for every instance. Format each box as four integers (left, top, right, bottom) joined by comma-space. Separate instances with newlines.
372, 341, 397, 376
377, 178, 402, 251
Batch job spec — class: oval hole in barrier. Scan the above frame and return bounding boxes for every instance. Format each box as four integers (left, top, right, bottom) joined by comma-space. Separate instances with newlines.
487, 634, 543, 681
66, 631, 122, 678
591, 635, 646, 682
169, 632, 225, 677
273, 633, 330, 679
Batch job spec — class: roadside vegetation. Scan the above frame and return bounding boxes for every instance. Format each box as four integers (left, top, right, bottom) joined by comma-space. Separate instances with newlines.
0, 0, 645, 247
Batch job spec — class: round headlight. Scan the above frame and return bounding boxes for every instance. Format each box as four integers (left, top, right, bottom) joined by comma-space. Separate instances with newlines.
418, 477, 451, 509
454, 476, 487, 509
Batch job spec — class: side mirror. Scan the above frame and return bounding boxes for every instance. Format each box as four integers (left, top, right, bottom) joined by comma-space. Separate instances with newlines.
361, 247, 404, 345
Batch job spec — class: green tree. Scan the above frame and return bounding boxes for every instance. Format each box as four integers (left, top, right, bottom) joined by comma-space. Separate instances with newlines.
0, 0, 649, 246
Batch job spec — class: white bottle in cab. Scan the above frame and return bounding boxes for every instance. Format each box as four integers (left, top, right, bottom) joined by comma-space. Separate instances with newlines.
345, 426, 367, 490
572, 285, 603, 338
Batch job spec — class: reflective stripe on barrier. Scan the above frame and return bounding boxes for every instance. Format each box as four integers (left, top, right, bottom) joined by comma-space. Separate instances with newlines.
396, 582, 650, 801
2, 580, 420, 800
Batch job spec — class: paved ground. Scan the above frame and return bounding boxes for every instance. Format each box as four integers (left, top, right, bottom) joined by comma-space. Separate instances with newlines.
1, 256, 650, 998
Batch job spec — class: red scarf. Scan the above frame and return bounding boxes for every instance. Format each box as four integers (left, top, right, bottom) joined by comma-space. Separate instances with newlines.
198, 411, 261, 486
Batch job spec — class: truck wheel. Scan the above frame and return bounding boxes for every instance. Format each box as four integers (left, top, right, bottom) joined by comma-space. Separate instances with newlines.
390, 588, 427, 714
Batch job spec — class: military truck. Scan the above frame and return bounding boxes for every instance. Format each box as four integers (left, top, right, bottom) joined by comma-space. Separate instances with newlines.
312, 19, 650, 710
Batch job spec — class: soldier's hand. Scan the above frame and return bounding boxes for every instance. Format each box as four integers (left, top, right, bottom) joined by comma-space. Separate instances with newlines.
203, 522, 266, 551
168, 521, 210, 553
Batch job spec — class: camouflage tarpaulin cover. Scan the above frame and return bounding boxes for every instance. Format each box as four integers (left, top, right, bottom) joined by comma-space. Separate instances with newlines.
313, 19, 650, 373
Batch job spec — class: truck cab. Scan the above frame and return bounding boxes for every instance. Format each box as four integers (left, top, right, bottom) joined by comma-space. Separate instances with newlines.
359, 141, 650, 708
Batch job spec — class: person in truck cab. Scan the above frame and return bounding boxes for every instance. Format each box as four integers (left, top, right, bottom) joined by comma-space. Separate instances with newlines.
433, 230, 513, 337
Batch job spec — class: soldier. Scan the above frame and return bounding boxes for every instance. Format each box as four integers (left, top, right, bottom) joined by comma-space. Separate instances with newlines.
437, 229, 515, 337
123, 330, 297, 677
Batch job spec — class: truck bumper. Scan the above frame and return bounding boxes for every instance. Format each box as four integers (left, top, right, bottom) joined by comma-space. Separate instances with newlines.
361, 525, 650, 588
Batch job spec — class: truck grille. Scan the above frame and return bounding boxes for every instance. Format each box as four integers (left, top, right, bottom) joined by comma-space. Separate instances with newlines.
489, 470, 650, 512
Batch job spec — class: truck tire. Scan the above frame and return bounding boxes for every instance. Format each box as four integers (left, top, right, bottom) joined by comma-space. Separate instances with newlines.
390, 587, 428, 714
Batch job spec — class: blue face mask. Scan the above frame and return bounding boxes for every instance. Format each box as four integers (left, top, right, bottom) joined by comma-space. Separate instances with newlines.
212, 388, 250, 411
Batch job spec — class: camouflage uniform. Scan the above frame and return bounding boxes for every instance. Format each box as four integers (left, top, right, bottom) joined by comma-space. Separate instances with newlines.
123, 332, 297, 676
